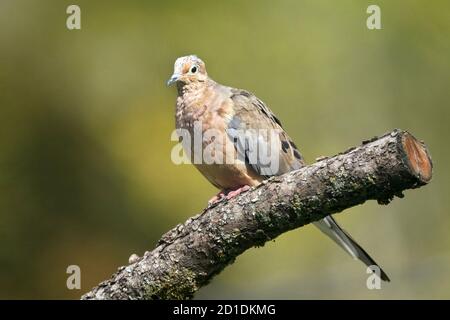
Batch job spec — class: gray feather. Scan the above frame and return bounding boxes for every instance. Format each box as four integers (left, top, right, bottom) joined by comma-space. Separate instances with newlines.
314, 216, 390, 281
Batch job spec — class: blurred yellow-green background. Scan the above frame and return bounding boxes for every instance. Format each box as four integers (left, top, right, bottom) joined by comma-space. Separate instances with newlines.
0, 0, 449, 299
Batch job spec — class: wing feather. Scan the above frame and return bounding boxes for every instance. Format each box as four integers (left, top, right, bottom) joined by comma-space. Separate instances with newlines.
226, 89, 389, 281
227, 89, 304, 177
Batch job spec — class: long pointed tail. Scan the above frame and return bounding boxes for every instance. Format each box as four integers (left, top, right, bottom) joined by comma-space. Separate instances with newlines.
314, 215, 390, 282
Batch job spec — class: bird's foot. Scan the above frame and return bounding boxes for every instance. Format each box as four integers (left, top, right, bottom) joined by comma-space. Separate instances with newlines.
208, 185, 252, 205
225, 185, 251, 200
208, 191, 227, 205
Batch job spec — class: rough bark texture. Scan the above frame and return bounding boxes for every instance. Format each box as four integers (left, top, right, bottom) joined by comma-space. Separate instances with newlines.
82, 129, 432, 300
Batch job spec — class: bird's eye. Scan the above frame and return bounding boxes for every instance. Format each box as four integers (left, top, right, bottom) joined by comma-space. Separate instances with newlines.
190, 66, 197, 73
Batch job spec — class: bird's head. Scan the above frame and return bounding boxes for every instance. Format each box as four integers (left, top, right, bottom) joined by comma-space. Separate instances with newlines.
167, 55, 208, 86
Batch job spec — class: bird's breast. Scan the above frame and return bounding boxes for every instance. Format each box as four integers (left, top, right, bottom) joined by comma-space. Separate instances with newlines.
176, 85, 233, 133
174, 83, 261, 189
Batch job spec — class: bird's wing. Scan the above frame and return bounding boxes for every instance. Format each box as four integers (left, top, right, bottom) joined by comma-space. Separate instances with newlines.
225, 88, 390, 281
226, 89, 305, 177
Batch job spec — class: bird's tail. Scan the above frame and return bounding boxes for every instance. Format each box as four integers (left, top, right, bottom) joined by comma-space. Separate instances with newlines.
313, 215, 390, 282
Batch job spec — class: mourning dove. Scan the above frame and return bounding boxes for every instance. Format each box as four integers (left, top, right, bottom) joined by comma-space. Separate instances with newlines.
168, 55, 390, 281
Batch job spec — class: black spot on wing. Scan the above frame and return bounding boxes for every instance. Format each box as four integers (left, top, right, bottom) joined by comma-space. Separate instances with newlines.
293, 148, 303, 160
286, 139, 303, 161
289, 140, 298, 150
271, 114, 282, 127
281, 140, 290, 153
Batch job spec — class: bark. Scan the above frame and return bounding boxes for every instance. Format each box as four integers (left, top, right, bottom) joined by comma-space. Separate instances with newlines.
82, 129, 432, 300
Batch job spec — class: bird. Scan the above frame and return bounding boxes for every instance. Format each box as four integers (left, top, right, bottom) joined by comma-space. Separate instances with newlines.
167, 54, 390, 282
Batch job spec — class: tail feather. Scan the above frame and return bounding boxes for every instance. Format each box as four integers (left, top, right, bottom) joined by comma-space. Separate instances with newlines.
314, 215, 390, 282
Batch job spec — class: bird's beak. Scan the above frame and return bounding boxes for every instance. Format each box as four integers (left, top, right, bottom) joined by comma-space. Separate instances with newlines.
167, 74, 179, 86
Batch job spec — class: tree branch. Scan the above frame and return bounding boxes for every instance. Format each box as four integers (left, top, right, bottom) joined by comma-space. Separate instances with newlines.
82, 129, 432, 300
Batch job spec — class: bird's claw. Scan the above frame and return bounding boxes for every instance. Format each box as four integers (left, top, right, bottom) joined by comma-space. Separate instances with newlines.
225, 185, 251, 199
208, 185, 251, 205
208, 191, 227, 205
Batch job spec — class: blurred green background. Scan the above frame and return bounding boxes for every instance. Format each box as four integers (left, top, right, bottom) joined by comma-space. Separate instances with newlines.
0, 0, 449, 299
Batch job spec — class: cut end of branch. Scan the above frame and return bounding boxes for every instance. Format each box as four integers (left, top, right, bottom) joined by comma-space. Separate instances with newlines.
401, 131, 433, 183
